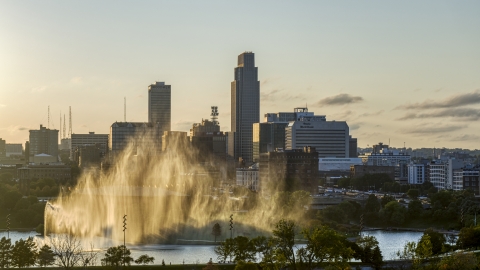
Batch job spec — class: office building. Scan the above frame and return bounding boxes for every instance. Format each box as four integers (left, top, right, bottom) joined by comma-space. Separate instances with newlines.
229, 52, 260, 164
162, 131, 189, 152
408, 163, 426, 185
285, 116, 349, 158
236, 163, 259, 191
5, 144, 23, 157
259, 147, 319, 193
349, 136, 358, 158
252, 122, 288, 163
350, 165, 395, 181
148, 82, 171, 133
17, 164, 71, 184
109, 122, 157, 155
190, 119, 226, 161
71, 132, 109, 159
28, 125, 59, 162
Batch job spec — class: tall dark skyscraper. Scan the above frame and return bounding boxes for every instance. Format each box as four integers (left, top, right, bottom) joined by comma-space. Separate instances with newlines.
148, 81, 171, 133
229, 52, 260, 164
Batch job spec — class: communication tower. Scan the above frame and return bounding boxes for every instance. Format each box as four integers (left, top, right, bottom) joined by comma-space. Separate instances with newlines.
68, 106, 72, 138
59, 112, 62, 138
211, 106, 219, 126
63, 114, 66, 139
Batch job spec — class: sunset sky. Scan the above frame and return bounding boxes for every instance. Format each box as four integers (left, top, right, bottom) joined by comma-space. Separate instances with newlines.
1, 1, 479, 149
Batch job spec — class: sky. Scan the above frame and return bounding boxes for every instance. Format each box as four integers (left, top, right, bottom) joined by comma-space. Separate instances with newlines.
1, 1, 480, 149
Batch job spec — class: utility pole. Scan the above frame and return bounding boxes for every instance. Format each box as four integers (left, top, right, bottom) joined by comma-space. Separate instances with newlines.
122, 214, 127, 267
229, 214, 233, 239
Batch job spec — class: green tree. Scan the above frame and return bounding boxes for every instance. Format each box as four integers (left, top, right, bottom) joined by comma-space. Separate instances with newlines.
212, 223, 222, 243
134, 254, 154, 265
214, 238, 235, 263
251, 236, 277, 268
0, 237, 12, 268
380, 195, 395, 208
297, 226, 353, 269
37, 244, 55, 267
365, 194, 381, 213
2, 190, 22, 209
233, 236, 256, 262
407, 189, 420, 200
380, 201, 406, 226
356, 235, 383, 269
457, 226, 480, 249
272, 219, 297, 270
11, 237, 37, 268
407, 200, 423, 219
421, 228, 445, 255
101, 245, 133, 268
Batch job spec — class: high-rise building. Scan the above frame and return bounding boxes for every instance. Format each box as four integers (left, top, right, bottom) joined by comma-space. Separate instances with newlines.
148, 82, 171, 133
29, 125, 59, 162
229, 52, 260, 165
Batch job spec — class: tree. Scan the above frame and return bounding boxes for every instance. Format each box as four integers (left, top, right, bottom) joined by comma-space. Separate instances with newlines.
50, 234, 84, 269
407, 200, 423, 219
297, 226, 353, 269
101, 245, 133, 268
212, 223, 222, 243
251, 236, 277, 268
272, 219, 297, 270
0, 237, 12, 268
407, 189, 420, 200
457, 226, 480, 249
356, 235, 383, 269
11, 237, 37, 268
380, 195, 395, 207
380, 201, 406, 225
214, 238, 235, 263
365, 194, 381, 213
37, 244, 55, 267
421, 228, 445, 255
232, 236, 256, 262
134, 254, 154, 265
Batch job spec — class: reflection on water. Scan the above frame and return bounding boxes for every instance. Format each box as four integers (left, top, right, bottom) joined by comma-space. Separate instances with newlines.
361, 230, 423, 260
3, 230, 424, 263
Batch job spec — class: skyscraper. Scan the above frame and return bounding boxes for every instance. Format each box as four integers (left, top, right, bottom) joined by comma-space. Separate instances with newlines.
229, 52, 260, 164
148, 82, 171, 133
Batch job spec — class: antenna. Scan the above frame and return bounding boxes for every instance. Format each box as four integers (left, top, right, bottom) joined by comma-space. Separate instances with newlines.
69, 106, 72, 138
48, 106, 50, 128
59, 112, 62, 139
211, 106, 219, 126
63, 114, 66, 139
124, 97, 126, 122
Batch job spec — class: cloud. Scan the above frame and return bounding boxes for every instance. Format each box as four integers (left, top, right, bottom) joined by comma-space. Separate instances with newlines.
358, 110, 384, 117
31, 86, 47, 93
396, 89, 480, 110
261, 89, 281, 101
450, 134, 480, 141
316, 94, 363, 106
401, 123, 467, 135
396, 108, 480, 121
349, 123, 361, 131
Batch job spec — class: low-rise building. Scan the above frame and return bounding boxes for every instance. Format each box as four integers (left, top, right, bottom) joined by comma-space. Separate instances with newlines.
236, 164, 259, 191
350, 165, 395, 180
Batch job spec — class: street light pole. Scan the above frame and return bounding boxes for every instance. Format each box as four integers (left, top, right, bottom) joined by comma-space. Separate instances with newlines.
6, 214, 10, 239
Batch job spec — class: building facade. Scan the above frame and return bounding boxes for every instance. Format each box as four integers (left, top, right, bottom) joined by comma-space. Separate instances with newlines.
236, 164, 259, 191
252, 122, 288, 163
285, 116, 349, 158
350, 165, 396, 180
29, 125, 59, 162
5, 144, 22, 157
190, 119, 226, 161
71, 132, 108, 159
230, 52, 260, 164
148, 82, 171, 133
109, 122, 157, 155
259, 147, 319, 193
407, 163, 426, 185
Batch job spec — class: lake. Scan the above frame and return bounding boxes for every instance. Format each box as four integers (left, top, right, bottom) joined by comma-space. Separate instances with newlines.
1, 230, 424, 263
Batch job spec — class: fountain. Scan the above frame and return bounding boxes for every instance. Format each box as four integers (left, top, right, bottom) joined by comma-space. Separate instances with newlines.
45, 135, 302, 244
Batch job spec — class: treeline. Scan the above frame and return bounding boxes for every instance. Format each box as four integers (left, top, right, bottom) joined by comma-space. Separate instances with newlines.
214, 219, 383, 270
0, 235, 155, 269
321, 185, 479, 230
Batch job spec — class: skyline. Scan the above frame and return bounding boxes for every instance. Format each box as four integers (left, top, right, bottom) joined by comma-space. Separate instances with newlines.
1, 1, 480, 149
